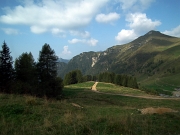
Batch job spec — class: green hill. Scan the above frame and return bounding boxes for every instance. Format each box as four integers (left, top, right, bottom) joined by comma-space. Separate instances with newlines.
59, 30, 180, 91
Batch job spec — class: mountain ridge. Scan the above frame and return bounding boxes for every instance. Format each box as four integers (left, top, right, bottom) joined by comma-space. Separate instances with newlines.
58, 30, 180, 89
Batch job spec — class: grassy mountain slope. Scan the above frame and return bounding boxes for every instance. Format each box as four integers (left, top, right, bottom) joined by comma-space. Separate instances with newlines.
59, 30, 180, 91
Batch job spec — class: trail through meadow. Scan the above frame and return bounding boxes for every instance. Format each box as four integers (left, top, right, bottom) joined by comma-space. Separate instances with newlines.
91, 82, 180, 100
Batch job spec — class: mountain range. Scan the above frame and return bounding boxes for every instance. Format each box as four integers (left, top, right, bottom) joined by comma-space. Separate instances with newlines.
57, 58, 69, 64
58, 30, 180, 90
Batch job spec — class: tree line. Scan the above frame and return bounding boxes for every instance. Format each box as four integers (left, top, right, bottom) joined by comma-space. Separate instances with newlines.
0, 41, 138, 98
64, 70, 138, 89
63, 69, 97, 85
98, 72, 138, 89
0, 41, 63, 98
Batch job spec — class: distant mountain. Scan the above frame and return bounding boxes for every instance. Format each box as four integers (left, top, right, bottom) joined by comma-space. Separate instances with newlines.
58, 30, 180, 89
89, 30, 180, 75
59, 51, 101, 77
57, 58, 69, 63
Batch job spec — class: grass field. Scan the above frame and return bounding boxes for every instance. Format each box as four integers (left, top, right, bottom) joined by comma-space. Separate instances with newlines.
138, 73, 180, 96
0, 82, 180, 135
96, 82, 152, 97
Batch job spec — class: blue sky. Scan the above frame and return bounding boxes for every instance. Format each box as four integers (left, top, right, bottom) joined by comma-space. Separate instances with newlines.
0, 0, 180, 61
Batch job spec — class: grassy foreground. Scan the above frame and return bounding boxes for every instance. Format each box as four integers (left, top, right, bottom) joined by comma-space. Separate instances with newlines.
0, 82, 180, 135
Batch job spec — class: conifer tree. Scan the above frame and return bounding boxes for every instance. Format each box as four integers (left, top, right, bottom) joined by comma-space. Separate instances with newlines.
64, 71, 73, 85
37, 43, 63, 97
75, 69, 83, 83
14, 52, 37, 94
132, 77, 139, 89
0, 41, 14, 92
122, 75, 128, 87
64, 69, 83, 85
15, 52, 36, 82
37, 43, 58, 82
115, 74, 122, 86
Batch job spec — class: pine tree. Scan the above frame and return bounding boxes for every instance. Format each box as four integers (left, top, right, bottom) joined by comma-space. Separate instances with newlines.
14, 52, 37, 94
64, 71, 72, 85
0, 41, 14, 92
127, 76, 133, 88
75, 69, 83, 83
115, 74, 122, 86
37, 43, 58, 82
132, 77, 139, 89
64, 69, 83, 85
122, 75, 128, 87
37, 43, 63, 97
15, 52, 36, 82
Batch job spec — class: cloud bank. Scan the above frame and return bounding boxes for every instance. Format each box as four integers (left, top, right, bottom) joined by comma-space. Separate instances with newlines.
119, 0, 155, 11
1, 28, 19, 35
96, 12, 120, 23
68, 38, 98, 46
163, 25, 180, 37
115, 12, 161, 44
0, 0, 108, 34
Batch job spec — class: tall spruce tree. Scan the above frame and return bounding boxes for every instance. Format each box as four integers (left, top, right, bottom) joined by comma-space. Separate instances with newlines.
15, 52, 36, 82
37, 43, 58, 82
0, 41, 14, 92
15, 52, 37, 94
37, 43, 63, 97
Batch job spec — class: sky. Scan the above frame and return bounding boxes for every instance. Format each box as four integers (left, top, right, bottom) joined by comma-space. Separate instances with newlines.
0, 0, 180, 61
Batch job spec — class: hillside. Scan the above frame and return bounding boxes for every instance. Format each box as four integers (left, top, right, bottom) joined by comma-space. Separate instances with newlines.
58, 30, 180, 90
59, 51, 101, 77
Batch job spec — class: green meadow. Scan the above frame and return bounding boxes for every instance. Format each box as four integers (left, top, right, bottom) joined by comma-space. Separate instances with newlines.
0, 82, 180, 135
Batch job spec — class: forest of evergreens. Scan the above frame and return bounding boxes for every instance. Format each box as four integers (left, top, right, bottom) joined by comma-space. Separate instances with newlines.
98, 72, 138, 89
0, 41, 63, 97
0, 41, 138, 98
63, 70, 138, 89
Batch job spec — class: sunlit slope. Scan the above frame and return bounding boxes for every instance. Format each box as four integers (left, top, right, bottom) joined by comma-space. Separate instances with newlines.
58, 30, 180, 90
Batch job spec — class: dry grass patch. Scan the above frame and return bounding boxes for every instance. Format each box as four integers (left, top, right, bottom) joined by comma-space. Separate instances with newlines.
138, 107, 178, 114
71, 103, 83, 108
43, 118, 52, 128
25, 95, 38, 105
64, 111, 73, 124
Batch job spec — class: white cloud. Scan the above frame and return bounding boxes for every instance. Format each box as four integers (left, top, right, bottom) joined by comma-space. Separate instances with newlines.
0, 0, 108, 34
30, 26, 47, 34
127, 13, 161, 34
70, 30, 90, 38
51, 28, 64, 35
87, 38, 98, 46
96, 12, 120, 23
1, 28, 19, 35
68, 38, 82, 44
62, 46, 71, 55
118, 0, 155, 11
115, 29, 137, 44
68, 38, 98, 46
119, 0, 137, 11
115, 12, 161, 44
163, 25, 180, 37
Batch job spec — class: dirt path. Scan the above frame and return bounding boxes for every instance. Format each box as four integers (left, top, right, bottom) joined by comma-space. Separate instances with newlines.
91, 82, 180, 100
91, 82, 98, 91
